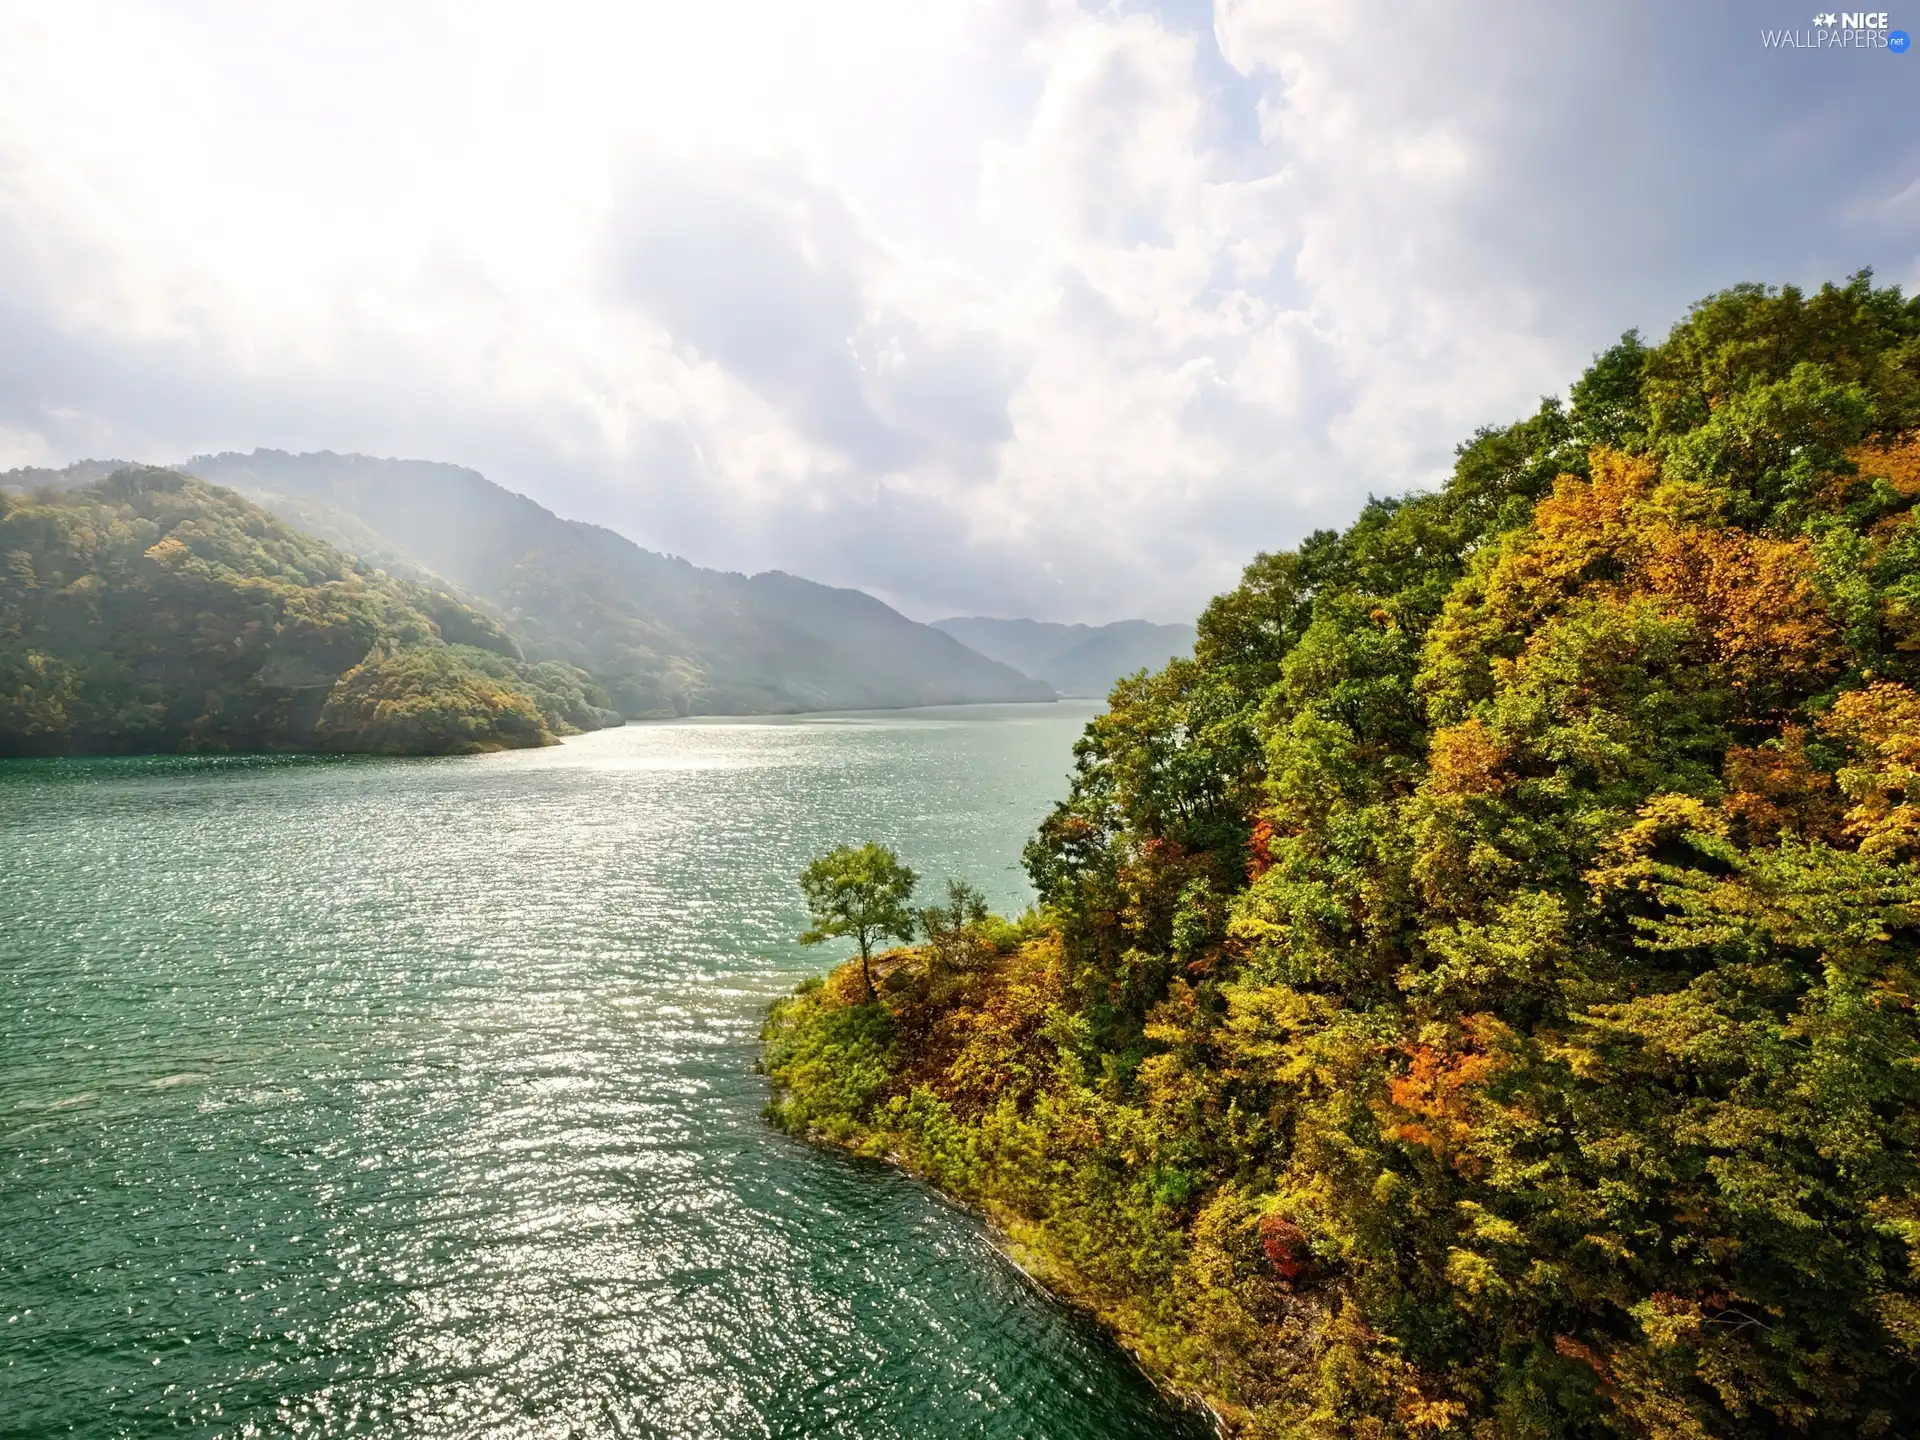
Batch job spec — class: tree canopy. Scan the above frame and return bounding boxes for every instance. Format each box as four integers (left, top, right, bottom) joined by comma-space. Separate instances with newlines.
798, 844, 920, 1001
765, 273, 1920, 1437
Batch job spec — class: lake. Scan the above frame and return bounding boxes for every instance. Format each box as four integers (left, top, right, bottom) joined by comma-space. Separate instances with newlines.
0, 703, 1212, 1439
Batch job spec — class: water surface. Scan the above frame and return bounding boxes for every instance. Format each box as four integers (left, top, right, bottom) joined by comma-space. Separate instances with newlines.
1, 704, 1209, 1439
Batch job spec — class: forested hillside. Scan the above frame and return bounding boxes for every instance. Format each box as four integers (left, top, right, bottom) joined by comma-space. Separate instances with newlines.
181, 450, 1055, 716
0, 468, 619, 756
765, 274, 1920, 1436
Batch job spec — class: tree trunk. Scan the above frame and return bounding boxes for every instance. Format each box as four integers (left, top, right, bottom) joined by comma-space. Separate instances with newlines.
859, 936, 874, 1002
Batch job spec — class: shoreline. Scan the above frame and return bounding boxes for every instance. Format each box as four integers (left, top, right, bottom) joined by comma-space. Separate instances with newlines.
767, 1095, 1236, 1437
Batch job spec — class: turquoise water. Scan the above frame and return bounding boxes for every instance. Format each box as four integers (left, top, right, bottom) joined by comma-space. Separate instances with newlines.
0, 704, 1210, 1440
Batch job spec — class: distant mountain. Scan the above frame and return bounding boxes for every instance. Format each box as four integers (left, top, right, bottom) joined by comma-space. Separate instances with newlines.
927, 618, 1089, 680
931, 616, 1195, 696
0, 468, 620, 757
1045, 622, 1199, 695
176, 451, 1054, 717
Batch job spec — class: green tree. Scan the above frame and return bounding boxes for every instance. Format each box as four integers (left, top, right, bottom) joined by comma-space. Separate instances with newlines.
917, 879, 991, 975
798, 844, 919, 1001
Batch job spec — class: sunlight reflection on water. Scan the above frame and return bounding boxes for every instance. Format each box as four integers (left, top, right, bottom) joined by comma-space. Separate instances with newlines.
1, 704, 1212, 1439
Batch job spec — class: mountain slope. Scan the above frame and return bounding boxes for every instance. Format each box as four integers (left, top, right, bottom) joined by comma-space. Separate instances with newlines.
182, 450, 1054, 716
0, 468, 619, 756
932, 615, 1195, 695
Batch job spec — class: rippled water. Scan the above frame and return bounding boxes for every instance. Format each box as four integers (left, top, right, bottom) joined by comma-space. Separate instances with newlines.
1, 704, 1210, 1440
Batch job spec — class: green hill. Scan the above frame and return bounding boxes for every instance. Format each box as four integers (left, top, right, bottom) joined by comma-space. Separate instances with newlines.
0, 468, 619, 757
179, 450, 1056, 717
766, 273, 1920, 1435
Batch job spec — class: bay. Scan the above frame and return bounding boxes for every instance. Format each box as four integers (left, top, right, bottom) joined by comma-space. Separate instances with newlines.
0, 703, 1210, 1440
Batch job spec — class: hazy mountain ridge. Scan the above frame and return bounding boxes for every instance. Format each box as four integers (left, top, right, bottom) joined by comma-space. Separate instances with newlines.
931, 616, 1195, 696
178, 450, 1054, 716
0, 459, 136, 492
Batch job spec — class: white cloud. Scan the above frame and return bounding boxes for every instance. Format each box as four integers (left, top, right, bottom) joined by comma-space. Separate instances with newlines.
0, 0, 1914, 622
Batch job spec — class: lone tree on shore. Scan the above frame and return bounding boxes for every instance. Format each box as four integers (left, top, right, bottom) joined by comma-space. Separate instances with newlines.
797, 843, 918, 1002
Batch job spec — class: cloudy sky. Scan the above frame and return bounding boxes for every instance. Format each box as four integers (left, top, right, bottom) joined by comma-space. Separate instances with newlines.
1, 2, 1915, 623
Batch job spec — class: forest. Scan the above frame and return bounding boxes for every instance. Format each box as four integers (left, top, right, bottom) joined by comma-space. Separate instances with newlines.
764, 274, 1920, 1436
0, 467, 620, 755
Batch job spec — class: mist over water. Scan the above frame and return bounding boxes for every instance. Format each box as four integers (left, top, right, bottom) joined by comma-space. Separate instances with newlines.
1, 705, 1210, 1439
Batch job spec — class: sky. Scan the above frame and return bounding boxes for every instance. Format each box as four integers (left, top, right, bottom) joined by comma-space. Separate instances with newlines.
0, 1, 1916, 624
